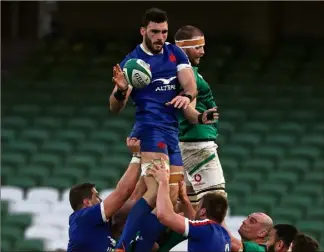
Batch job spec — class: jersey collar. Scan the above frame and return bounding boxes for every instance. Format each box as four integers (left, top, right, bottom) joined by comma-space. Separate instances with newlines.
140, 43, 164, 56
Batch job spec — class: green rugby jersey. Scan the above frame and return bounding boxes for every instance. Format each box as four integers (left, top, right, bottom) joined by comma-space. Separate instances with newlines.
240, 241, 267, 252
178, 66, 218, 142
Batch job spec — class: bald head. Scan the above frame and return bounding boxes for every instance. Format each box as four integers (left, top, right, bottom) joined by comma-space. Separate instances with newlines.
239, 212, 273, 243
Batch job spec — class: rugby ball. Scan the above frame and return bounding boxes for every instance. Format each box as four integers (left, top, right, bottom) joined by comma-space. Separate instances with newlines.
123, 59, 152, 89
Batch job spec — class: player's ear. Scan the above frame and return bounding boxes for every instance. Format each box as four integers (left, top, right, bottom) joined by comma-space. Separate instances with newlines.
83, 198, 91, 207
200, 208, 206, 217
140, 27, 146, 36
276, 240, 284, 251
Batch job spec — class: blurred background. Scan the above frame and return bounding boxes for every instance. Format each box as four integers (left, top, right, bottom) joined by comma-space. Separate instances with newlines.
1, 1, 324, 251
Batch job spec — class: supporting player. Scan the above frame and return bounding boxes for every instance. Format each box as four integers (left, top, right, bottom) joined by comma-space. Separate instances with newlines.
290, 233, 320, 252
266, 224, 298, 252
67, 138, 141, 252
175, 25, 226, 208
222, 212, 273, 252
148, 158, 231, 252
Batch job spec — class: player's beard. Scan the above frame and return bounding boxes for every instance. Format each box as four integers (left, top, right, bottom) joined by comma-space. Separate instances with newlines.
145, 35, 163, 54
267, 244, 276, 252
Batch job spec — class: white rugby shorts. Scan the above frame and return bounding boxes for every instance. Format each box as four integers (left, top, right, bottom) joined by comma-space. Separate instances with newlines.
179, 141, 226, 203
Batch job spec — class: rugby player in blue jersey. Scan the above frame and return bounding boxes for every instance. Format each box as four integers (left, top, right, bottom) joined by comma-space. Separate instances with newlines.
110, 7, 219, 251
148, 158, 231, 252
67, 138, 142, 252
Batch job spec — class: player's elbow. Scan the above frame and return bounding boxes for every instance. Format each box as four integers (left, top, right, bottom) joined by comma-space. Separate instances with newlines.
157, 209, 171, 225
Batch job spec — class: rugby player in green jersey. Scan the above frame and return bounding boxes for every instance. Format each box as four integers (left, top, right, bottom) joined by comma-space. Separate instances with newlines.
175, 25, 226, 209
223, 212, 273, 252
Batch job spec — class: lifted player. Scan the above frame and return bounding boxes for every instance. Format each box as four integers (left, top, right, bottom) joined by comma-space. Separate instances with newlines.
175, 25, 226, 208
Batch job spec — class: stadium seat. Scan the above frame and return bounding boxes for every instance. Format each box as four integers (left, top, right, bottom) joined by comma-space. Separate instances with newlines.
288, 145, 321, 160
77, 141, 108, 156
41, 141, 74, 155
253, 145, 286, 160
304, 171, 324, 184
264, 133, 296, 147
220, 109, 246, 122
1, 225, 24, 245
240, 158, 274, 174
219, 145, 251, 160
33, 214, 68, 230
1, 128, 16, 142
1, 186, 24, 202
51, 202, 72, 215
1, 200, 9, 216
275, 122, 306, 135
31, 153, 63, 167
54, 129, 86, 142
18, 166, 51, 184
307, 208, 324, 221
3, 213, 33, 229
233, 172, 263, 187
11, 104, 42, 115
241, 121, 271, 135
42, 177, 74, 190
34, 117, 63, 129
280, 196, 313, 212
25, 225, 62, 242
245, 195, 277, 213
88, 169, 120, 186
252, 109, 283, 122
67, 117, 98, 131
65, 154, 97, 169
89, 130, 122, 143
10, 201, 51, 215
294, 183, 323, 198
217, 121, 236, 136
271, 207, 303, 223
6, 140, 38, 154
277, 158, 311, 174
54, 167, 86, 182
1, 152, 27, 167
226, 182, 253, 198
15, 239, 45, 252
296, 221, 324, 241
267, 172, 299, 187
1, 238, 12, 251
26, 187, 60, 204
2, 116, 28, 129
20, 128, 51, 142
230, 132, 262, 147
300, 134, 324, 146
257, 183, 289, 198
6, 176, 38, 189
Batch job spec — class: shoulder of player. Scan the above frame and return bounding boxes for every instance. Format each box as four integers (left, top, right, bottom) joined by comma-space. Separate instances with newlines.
188, 218, 218, 226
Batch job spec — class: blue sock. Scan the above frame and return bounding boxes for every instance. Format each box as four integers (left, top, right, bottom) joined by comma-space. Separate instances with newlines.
134, 213, 165, 252
115, 198, 152, 250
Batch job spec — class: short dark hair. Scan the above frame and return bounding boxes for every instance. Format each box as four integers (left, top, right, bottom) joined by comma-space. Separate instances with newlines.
69, 183, 95, 211
174, 25, 204, 41
273, 224, 298, 248
141, 8, 168, 27
201, 193, 228, 223
292, 233, 320, 252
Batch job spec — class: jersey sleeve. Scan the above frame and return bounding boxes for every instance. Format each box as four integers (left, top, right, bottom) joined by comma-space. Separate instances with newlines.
157, 231, 186, 252
242, 241, 267, 252
183, 218, 211, 239
172, 45, 192, 72
78, 202, 108, 225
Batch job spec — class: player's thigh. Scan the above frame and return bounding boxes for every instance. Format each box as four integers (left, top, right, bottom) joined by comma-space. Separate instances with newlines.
189, 160, 227, 199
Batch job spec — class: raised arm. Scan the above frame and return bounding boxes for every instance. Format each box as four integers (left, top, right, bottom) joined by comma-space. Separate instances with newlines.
148, 159, 187, 235
101, 138, 141, 220
109, 64, 132, 114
